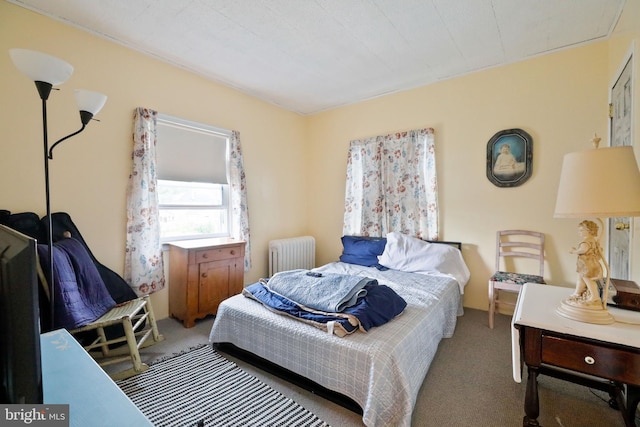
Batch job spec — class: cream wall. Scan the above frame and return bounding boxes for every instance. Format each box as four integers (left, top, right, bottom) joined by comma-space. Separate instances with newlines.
0, 2, 309, 318
307, 42, 609, 311
307, 9, 640, 312
2, 1, 639, 320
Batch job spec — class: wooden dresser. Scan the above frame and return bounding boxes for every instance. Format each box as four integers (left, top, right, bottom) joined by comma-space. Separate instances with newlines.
168, 238, 245, 328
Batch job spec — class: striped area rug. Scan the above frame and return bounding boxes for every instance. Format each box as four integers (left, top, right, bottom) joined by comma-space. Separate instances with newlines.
117, 345, 329, 427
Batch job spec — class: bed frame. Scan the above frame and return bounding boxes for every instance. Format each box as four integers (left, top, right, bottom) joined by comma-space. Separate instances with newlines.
214, 342, 363, 413
426, 240, 462, 250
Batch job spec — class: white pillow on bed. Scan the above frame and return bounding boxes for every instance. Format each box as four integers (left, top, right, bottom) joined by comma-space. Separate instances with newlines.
378, 232, 470, 291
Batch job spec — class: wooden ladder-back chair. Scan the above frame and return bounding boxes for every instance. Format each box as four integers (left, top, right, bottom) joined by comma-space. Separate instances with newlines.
488, 230, 545, 329
69, 295, 164, 380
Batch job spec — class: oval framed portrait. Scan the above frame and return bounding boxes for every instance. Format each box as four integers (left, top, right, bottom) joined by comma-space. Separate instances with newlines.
486, 128, 533, 187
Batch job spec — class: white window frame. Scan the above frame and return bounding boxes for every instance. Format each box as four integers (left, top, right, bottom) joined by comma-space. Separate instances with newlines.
156, 114, 232, 242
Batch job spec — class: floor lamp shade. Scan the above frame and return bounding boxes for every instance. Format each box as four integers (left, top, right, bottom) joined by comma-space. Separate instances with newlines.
74, 90, 107, 116
554, 146, 640, 218
9, 49, 73, 86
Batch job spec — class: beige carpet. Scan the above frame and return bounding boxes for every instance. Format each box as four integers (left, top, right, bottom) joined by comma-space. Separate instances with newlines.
114, 308, 630, 427
414, 309, 626, 427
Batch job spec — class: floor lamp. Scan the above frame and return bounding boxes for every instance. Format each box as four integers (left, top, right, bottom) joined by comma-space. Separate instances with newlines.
9, 49, 107, 330
554, 134, 640, 324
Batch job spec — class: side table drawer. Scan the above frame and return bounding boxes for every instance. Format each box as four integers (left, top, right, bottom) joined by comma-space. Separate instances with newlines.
195, 245, 243, 263
542, 335, 640, 385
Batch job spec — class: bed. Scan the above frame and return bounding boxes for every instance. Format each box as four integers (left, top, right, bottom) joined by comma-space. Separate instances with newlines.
209, 233, 470, 427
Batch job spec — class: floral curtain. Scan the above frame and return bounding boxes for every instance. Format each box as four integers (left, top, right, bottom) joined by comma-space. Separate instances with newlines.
124, 107, 165, 296
228, 131, 252, 271
343, 128, 438, 240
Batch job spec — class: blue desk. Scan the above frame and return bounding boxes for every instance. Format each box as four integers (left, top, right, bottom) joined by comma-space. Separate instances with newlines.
41, 329, 152, 427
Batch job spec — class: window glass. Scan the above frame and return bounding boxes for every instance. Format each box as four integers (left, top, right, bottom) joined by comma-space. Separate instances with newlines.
158, 180, 222, 206
158, 180, 229, 240
156, 114, 231, 242
158, 207, 228, 240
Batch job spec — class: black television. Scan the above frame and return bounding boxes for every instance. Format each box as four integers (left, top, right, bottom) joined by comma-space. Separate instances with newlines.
0, 224, 43, 404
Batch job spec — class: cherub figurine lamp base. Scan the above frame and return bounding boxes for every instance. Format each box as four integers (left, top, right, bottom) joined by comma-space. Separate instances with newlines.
554, 135, 640, 325
555, 219, 613, 324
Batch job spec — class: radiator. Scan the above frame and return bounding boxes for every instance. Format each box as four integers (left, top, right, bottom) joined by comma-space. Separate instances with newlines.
268, 236, 315, 276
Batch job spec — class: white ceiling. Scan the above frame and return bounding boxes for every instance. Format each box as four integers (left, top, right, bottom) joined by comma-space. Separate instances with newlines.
9, 0, 627, 115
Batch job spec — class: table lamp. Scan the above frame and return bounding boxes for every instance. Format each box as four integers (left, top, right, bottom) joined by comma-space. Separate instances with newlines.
554, 134, 640, 324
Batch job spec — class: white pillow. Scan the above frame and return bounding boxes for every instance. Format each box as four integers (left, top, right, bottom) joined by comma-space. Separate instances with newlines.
378, 232, 470, 292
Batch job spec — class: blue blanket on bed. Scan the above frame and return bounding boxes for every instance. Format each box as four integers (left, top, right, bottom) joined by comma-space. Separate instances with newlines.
244, 280, 407, 335
265, 269, 374, 312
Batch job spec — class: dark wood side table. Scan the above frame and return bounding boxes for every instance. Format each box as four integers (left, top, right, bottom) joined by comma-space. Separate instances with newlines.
512, 283, 640, 427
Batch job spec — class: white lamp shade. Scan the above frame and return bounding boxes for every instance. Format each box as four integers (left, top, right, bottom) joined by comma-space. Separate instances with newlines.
9, 48, 73, 86
74, 90, 107, 115
554, 146, 640, 218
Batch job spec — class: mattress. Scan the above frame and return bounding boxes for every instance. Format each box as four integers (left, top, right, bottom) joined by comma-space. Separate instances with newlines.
209, 261, 463, 427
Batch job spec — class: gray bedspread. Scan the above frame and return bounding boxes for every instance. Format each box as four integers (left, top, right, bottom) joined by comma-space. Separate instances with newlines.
209, 262, 462, 427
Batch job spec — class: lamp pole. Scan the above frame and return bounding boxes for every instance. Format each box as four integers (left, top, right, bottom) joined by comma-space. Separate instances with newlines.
35, 81, 56, 330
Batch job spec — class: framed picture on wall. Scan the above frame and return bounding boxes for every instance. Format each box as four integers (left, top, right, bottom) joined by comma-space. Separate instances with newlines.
486, 128, 533, 187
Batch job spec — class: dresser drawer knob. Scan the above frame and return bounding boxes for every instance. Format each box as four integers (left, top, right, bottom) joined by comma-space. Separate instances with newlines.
230, 250, 235, 255
201, 273, 208, 278
584, 356, 595, 365
202, 253, 208, 259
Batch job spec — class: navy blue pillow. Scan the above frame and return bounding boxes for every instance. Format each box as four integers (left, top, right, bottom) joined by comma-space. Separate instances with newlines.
339, 236, 388, 269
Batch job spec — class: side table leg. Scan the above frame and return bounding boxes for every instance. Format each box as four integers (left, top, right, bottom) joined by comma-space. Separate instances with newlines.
523, 366, 540, 427
623, 385, 640, 427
